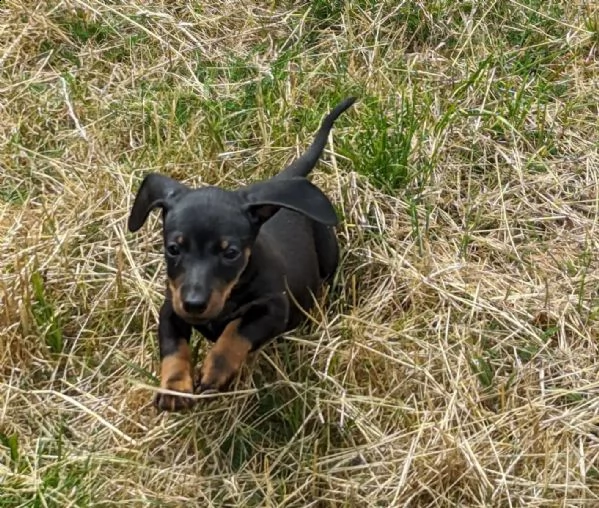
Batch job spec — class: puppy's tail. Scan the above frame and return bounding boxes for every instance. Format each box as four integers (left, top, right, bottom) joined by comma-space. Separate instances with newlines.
275, 97, 357, 180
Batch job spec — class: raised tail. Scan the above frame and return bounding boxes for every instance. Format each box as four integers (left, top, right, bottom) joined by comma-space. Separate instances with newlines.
275, 97, 357, 180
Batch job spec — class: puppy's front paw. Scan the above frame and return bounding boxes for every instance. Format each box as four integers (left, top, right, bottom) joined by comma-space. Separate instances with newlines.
195, 351, 237, 394
194, 320, 252, 394
155, 345, 195, 412
154, 374, 195, 412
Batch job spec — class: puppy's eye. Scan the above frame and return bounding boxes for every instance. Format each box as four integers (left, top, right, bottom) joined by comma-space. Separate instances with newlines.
166, 243, 181, 257
222, 246, 241, 260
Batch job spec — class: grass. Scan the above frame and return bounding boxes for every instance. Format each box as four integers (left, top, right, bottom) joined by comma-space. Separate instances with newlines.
1, 0, 599, 505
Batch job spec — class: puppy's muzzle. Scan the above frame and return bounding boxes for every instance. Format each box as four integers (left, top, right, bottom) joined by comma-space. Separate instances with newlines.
181, 286, 210, 315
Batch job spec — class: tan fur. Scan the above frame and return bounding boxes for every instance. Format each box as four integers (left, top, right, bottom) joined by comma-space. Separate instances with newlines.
157, 341, 193, 411
199, 319, 251, 390
167, 276, 187, 319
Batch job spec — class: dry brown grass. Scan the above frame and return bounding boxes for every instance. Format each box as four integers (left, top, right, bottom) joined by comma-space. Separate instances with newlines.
2, 0, 599, 506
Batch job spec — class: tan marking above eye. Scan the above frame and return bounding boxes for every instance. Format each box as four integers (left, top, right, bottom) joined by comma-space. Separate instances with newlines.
220, 239, 230, 250
175, 235, 185, 245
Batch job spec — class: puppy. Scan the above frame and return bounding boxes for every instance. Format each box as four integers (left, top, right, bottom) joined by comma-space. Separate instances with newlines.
128, 97, 356, 410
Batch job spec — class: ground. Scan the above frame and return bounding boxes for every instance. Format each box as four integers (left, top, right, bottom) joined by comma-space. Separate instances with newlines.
1, 0, 599, 506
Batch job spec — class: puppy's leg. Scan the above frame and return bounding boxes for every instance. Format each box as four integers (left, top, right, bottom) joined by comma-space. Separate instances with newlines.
196, 319, 250, 393
196, 297, 288, 392
154, 302, 195, 411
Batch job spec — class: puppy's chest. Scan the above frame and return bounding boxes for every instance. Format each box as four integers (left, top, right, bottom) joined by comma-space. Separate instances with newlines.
192, 321, 225, 342
191, 291, 278, 342
191, 298, 238, 341
188, 289, 249, 341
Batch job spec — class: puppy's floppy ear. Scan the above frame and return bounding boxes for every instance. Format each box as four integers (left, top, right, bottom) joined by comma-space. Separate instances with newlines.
240, 177, 338, 227
128, 173, 189, 232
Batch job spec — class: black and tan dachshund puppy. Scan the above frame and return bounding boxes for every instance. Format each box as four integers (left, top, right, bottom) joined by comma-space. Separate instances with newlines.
128, 97, 356, 411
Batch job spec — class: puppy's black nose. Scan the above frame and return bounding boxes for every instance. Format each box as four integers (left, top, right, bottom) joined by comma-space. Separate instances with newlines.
182, 296, 208, 314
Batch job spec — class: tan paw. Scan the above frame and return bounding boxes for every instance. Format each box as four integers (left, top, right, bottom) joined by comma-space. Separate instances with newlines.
155, 342, 195, 412
195, 320, 251, 393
